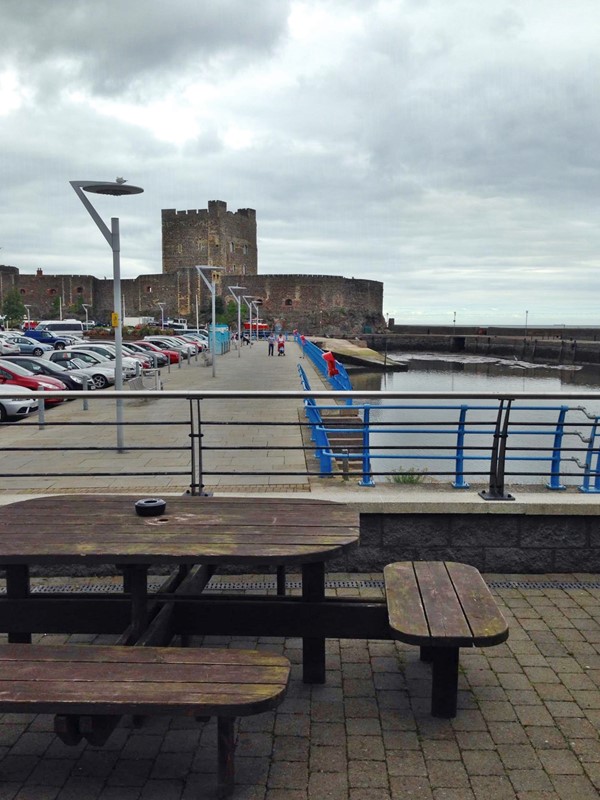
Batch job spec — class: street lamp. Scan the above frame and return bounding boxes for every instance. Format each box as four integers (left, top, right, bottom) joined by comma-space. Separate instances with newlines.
252, 301, 261, 342
243, 296, 255, 343
82, 303, 91, 330
156, 302, 166, 330
70, 179, 144, 450
24, 305, 31, 326
525, 310, 529, 336
453, 311, 456, 335
195, 265, 224, 377
228, 286, 247, 358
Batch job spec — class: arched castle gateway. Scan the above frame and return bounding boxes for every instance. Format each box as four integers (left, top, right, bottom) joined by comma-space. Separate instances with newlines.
2, 201, 384, 334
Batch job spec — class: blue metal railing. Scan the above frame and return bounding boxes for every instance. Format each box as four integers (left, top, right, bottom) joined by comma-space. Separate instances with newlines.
295, 335, 353, 399
296, 365, 600, 494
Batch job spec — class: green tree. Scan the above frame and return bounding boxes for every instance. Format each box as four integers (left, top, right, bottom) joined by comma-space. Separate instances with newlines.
2, 288, 25, 327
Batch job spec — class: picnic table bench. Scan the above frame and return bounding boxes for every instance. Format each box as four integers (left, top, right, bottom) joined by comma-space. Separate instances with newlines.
384, 561, 509, 717
0, 644, 290, 799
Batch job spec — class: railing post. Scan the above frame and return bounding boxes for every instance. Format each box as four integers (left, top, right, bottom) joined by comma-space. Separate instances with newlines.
452, 405, 470, 489
189, 397, 211, 496
547, 406, 568, 490
479, 399, 515, 501
38, 397, 45, 429
358, 405, 375, 487
82, 377, 89, 411
579, 416, 600, 493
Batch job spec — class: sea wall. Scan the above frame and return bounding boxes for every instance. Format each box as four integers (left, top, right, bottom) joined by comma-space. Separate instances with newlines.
325, 509, 600, 574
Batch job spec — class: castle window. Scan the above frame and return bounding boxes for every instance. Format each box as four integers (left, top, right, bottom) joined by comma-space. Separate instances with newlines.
48, 288, 57, 296
229, 242, 234, 253
243, 245, 248, 255
177, 244, 183, 254
146, 286, 153, 294
19, 289, 26, 295
197, 239, 204, 251
76, 286, 83, 294
284, 298, 293, 306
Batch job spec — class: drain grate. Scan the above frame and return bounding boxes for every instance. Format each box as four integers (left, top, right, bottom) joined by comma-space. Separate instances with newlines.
5, 578, 600, 594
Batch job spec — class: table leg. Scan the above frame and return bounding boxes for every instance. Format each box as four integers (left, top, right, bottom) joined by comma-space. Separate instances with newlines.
302, 562, 325, 683
431, 647, 459, 718
6, 565, 30, 643
123, 565, 149, 641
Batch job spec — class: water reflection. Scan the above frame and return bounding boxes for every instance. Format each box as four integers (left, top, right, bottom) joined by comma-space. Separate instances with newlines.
350, 355, 600, 395
344, 354, 600, 486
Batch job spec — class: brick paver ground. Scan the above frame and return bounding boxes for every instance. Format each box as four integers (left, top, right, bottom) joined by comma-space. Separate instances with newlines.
0, 573, 599, 799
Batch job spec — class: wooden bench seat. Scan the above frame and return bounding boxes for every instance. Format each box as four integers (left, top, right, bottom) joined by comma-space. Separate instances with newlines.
0, 644, 290, 798
384, 561, 508, 718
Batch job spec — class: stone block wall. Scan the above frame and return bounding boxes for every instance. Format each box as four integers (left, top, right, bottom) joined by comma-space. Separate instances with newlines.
323, 512, 600, 574
223, 274, 384, 334
162, 201, 257, 277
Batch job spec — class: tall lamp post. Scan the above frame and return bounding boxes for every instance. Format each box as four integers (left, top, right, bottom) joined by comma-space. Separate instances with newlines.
24, 305, 31, 327
70, 179, 144, 451
195, 265, 223, 377
82, 303, 91, 330
228, 285, 246, 358
243, 296, 255, 342
252, 301, 261, 342
156, 302, 166, 330
525, 310, 529, 336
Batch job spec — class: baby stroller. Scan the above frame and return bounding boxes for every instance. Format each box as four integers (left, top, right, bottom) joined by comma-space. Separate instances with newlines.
277, 337, 286, 356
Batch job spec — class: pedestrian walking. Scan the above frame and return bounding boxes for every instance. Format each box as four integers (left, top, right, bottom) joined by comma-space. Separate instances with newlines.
268, 332, 275, 356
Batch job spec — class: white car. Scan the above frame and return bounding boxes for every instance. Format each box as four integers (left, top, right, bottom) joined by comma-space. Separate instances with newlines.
0, 384, 39, 421
0, 337, 20, 356
73, 343, 143, 374
46, 352, 117, 390
144, 336, 194, 358
56, 349, 136, 379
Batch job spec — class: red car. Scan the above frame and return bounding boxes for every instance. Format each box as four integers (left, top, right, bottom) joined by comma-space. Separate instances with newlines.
0, 360, 67, 404
133, 340, 180, 364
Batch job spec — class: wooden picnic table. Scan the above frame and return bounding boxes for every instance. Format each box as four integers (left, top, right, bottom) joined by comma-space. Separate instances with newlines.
0, 494, 360, 683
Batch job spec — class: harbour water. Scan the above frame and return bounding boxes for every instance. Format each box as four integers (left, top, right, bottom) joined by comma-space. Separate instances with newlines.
347, 352, 600, 487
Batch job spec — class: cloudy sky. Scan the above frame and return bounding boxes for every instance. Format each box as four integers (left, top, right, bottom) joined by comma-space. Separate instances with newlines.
1, 0, 599, 326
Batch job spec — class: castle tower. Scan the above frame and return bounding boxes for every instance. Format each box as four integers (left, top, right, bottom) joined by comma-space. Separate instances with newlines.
161, 201, 257, 276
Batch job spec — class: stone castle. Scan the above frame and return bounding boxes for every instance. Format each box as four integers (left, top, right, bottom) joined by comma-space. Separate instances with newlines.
0, 201, 384, 334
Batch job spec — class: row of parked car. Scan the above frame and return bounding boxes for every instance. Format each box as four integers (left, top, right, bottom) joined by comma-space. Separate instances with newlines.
0, 328, 211, 422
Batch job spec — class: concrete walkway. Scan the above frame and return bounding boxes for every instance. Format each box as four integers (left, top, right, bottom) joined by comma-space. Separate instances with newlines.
2, 338, 600, 798
0, 337, 319, 495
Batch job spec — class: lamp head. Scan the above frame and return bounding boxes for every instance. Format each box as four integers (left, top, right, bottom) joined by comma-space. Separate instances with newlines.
78, 181, 144, 197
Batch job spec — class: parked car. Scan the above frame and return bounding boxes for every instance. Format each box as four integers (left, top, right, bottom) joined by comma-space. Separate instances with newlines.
144, 336, 193, 358
0, 385, 39, 422
0, 360, 67, 404
19, 328, 72, 349
72, 343, 143, 374
1, 356, 94, 391
183, 332, 209, 348
124, 342, 168, 367
46, 352, 116, 390
0, 338, 20, 356
47, 348, 136, 379
1, 334, 54, 357
133, 340, 180, 364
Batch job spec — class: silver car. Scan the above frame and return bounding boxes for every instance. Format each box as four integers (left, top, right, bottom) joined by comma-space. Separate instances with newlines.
0, 385, 38, 421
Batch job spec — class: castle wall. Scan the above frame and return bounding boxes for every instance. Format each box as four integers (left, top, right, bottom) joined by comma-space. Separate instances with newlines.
162, 200, 257, 277
222, 274, 384, 335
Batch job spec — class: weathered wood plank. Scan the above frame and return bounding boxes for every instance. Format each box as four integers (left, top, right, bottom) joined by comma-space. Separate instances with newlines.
414, 562, 472, 643
0, 495, 359, 565
384, 562, 429, 642
445, 562, 509, 645
0, 645, 290, 719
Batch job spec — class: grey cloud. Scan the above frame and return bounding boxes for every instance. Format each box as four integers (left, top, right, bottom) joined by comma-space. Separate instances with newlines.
1, 0, 290, 96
